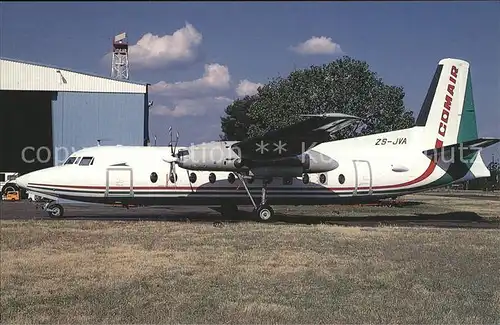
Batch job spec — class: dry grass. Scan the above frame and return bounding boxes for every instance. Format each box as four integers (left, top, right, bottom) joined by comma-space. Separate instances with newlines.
1, 219, 500, 324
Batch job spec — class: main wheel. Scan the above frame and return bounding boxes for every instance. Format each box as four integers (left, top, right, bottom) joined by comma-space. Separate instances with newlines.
256, 204, 274, 221
47, 204, 64, 218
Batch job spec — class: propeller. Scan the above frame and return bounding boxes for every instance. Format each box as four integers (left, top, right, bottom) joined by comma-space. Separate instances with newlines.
168, 127, 183, 184
168, 127, 176, 183
167, 126, 193, 190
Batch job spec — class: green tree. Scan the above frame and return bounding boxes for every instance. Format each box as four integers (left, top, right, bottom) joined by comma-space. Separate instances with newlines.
220, 56, 415, 141
220, 95, 258, 141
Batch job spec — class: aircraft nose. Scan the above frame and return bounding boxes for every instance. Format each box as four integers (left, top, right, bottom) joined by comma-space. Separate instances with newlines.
15, 173, 30, 189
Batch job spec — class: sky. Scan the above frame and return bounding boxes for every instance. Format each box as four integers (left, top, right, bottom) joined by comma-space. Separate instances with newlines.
1, 1, 499, 162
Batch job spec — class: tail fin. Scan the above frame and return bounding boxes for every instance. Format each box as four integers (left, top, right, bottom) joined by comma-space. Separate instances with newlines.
415, 58, 478, 149
416, 59, 499, 183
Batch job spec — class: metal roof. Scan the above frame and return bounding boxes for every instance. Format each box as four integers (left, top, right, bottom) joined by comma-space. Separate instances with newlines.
0, 57, 149, 94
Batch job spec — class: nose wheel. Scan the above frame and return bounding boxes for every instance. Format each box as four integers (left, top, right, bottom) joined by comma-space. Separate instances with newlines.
43, 202, 64, 218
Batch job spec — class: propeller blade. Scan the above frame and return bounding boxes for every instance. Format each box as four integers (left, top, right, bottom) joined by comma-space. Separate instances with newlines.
169, 126, 174, 155
173, 131, 180, 155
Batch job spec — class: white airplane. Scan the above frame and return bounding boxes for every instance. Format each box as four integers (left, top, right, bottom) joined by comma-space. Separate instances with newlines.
15, 58, 499, 221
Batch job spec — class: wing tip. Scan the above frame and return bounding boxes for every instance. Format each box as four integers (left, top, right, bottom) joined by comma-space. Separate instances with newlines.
300, 113, 361, 120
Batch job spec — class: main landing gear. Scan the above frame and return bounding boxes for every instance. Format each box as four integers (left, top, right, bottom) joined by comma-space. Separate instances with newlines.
43, 202, 64, 218
235, 173, 275, 222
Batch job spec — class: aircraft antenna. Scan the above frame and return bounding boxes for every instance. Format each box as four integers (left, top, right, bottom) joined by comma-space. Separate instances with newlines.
111, 32, 129, 80
97, 138, 112, 146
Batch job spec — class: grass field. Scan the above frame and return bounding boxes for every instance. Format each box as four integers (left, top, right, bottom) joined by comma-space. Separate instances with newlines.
1, 193, 500, 324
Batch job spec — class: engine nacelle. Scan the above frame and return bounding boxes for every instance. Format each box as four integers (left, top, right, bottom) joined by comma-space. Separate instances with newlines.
248, 150, 338, 173
177, 142, 242, 171
300, 150, 339, 173
177, 143, 338, 175
249, 151, 338, 178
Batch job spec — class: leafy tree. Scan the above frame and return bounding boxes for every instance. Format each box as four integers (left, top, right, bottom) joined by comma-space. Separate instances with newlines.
220, 56, 415, 141
220, 95, 258, 141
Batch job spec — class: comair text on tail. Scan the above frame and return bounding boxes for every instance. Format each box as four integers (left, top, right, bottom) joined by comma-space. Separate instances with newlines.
415, 58, 499, 182
13, 57, 500, 221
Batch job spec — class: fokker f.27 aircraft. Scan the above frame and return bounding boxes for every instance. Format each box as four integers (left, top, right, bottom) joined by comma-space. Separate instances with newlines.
16, 58, 499, 221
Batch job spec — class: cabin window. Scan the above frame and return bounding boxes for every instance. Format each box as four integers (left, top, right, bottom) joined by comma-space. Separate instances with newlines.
302, 173, 309, 184
64, 157, 76, 165
338, 174, 345, 184
79, 157, 94, 166
150, 172, 158, 183
228, 173, 236, 184
169, 172, 177, 183
319, 173, 327, 184
283, 177, 293, 185
189, 172, 197, 183
209, 173, 216, 183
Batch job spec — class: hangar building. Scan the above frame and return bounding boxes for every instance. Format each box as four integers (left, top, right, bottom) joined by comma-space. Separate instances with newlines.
0, 58, 150, 174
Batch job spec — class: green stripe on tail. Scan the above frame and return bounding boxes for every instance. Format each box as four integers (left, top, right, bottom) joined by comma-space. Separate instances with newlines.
457, 70, 478, 143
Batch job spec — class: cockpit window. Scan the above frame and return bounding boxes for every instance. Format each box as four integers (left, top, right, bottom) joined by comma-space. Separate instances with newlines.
64, 157, 77, 165
74, 157, 81, 164
79, 157, 94, 166
178, 149, 189, 157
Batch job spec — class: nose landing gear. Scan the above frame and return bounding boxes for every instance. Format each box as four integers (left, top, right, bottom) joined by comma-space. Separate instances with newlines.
43, 202, 64, 218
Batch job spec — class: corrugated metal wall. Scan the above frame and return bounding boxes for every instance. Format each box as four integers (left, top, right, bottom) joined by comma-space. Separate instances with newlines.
51, 92, 147, 165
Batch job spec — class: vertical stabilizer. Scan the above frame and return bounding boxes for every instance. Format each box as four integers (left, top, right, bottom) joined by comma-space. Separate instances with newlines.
415, 58, 478, 149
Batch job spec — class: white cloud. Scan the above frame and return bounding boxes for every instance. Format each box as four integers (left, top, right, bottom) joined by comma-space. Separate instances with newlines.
150, 97, 233, 117
149, 64, 264, 118
290, 36, 343, 55
103, 22, 202, 70
149, 63, 234, 117
236, 79, 263, 97
150, 63, 231, 98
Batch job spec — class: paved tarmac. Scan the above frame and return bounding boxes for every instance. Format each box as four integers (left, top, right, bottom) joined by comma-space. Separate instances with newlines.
0, 200, 225, 221
1, 194, 499, 229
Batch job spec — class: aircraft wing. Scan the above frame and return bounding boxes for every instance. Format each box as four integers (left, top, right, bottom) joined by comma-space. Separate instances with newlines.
231, 113, 361, 160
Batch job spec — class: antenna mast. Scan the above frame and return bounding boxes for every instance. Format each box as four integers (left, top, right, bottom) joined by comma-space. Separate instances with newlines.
111, 32, 129, 80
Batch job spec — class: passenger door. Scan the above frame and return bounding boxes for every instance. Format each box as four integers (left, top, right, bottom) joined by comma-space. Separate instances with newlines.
352, 160, 373, 195
105, 167, 134, 197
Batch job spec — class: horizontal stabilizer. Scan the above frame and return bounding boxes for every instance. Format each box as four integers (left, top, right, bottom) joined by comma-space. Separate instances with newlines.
422, 138, 500, 159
